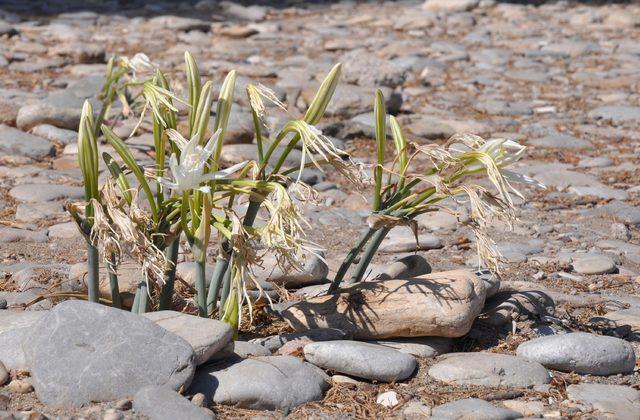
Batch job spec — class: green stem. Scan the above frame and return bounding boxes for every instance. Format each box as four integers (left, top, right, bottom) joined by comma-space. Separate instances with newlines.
349, 227, 391, 283
87, 242, 100, 303
219, 267, 232, 318
138, 281, 150, 313
207, 252, 228, 315
195, 259, 207, 317
159, 239, 179, 310
131, 287, 140, 313
107, 254, 121, 309
328, 228, 377, 293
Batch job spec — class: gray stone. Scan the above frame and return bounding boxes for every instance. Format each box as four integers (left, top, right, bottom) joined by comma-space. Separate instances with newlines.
303, 340, 416, 382
367, 337, 452, 358
378, 230, 442, 253
432, 398, 520, 420
429, 353, 551, 388
0, 361, 8, 386
16, 102, 81, 131
0, 228, 48, 243
571, 254, 616, 275
142, 311, 233, 365
189, 356, 329, 410
340, 49, 406, 88
24, 300, 196, 407
569, 185, 628, 201
47, 222, 79, 240
254, 251, 328, 288
567, 383, 640, 420
482, 290, 554, 328
592, 201, 640, 225
15, 202, 66, 222
423, 0, 479, 13
252, 328, 350, 352
31, 124, 77, 145
529, 133, 590, 149
209, 340, 272, 362
474, 100, 532, 116
133, 386, 211, 420
516, 332, 635, 375
596, 306, 640, 334
0, 310, 46, 370
368, 254, 431, 281
147, 16, 211, 32
589, 106, 640, 124
0, 125, 55, 160
9, 184, 84, 203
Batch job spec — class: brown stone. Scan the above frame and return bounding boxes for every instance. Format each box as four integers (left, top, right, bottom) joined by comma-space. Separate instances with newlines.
280, 270, 486, 339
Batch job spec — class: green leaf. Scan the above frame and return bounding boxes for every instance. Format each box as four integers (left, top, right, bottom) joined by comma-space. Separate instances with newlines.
373, 89, 386, 211
303, 63, 341, 125
101, 124, 159, 220
102, 152, 133, 205
390, 116, 408, 189
185, 51, 201, 133
212, 70, 237, 164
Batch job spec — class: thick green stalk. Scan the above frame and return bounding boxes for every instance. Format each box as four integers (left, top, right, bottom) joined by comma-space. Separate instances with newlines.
328, 227, 377, 293
86, 242, 100, 303
159, 239, 179, 310
218, 268, 232, 318
206, 251, 229, 315
195, 259, 207, 317
131, 287, 140, 313
137, 280, 150, 314
108, 254, 121, 309
349, 227, 391, 284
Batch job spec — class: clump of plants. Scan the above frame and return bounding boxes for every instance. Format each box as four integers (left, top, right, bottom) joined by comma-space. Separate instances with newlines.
69, 52, 540, 334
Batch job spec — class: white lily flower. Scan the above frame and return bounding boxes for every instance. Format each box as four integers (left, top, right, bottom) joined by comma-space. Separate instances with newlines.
160, 128, 247, 193
502, 170, 546, 189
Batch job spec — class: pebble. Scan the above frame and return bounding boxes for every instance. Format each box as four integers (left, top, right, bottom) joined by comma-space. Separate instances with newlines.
378, 230, 443, 253
429, 353, 551, 388
8, 379, 33, 394
251, 328, 349, 352
16, 102, 81, 131
432, 398, 520, 420
303, 340, 417, 382
133, 386, 212, 420
571, 254, 617, 275
24, 300, 196, 407
376, 390, 399, 408
189, 356, 329, 410
517, 332, 635, 375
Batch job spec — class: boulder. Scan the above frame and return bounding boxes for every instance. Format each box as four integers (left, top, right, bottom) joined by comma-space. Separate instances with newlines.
24, 300, 196, 407
279, 270, 487, 339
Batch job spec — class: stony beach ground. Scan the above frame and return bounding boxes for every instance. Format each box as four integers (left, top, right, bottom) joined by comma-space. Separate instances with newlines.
1, 0, 640, 419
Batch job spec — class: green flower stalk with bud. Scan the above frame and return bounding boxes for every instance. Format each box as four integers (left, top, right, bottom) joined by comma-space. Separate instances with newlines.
328, 89, 544, 292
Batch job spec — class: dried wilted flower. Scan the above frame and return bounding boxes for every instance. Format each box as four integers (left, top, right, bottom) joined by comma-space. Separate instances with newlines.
96, 182, 171, 284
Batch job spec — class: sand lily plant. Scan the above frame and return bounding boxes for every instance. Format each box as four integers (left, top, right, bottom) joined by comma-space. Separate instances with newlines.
70, 53, 539, 336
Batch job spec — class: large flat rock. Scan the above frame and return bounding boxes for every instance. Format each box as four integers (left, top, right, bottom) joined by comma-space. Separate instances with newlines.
279, 270, 486, 339
133, 386, 212, 420
24, 300, 196, 407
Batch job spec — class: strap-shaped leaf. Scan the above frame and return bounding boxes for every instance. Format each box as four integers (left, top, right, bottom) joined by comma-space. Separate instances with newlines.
390, 116, 408, 189
185, 51, 201, 133
103, 152, 133, 205
212, 70, 237, 165
304, 63, 341, 125
101, 124, 159, 219
373, 89, 386, 211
